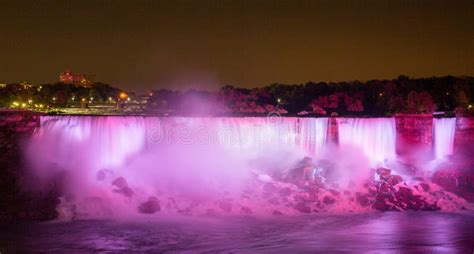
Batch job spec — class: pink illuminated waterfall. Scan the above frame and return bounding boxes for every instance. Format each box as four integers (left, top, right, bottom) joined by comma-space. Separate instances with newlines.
298, 118, 328, 157
337, 118, 396, 165
27, 116, 329, 214
23, 116, 469, 217
31, 116, 330, 170
433, 118, 456, 160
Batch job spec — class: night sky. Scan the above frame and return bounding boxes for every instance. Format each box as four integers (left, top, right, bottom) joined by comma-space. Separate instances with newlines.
1, 0, 473, 92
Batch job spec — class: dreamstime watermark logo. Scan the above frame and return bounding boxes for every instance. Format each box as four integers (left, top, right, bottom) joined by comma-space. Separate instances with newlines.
147, 112, 289, 146
266, 111, 282, 126
148, 123, 221, 145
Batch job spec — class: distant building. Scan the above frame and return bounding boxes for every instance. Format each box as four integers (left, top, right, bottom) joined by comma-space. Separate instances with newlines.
19, 81, 33, 89
59, 70, 94, 87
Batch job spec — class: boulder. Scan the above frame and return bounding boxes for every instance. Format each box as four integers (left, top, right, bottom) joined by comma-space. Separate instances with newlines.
432, 170, 474, 202
117, 187, 134, 197
323, 196, 336, 205
373, 196, 397, 211
294, 202, 311, 213
241, 206, 252, 215
387, 175, 403, 186
112, 177, 128, 189
112, 177, 133, 197
329, 189, 340, 196
272, 210, 284, 216
377, 182, 393, 194
376, 167, 391, 181
419, 183, 430, 192
356, 193, 370, 207
138, 196, 161, 214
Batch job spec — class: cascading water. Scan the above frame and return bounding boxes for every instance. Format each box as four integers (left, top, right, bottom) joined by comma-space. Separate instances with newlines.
298, 118, 328, 157
337, 118, 396, 166
433, 118, 456, 160
25, 116, 467, 217
27, 116, 331, 217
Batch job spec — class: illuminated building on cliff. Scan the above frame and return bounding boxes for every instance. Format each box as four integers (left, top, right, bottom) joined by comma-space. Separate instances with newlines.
59, 70, 94, 86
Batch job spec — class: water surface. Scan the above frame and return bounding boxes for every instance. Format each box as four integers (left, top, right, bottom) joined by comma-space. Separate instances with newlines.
1, 212, 473, 253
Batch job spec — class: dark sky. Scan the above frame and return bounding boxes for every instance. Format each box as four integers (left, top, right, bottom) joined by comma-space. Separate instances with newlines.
1, 0, 473, 92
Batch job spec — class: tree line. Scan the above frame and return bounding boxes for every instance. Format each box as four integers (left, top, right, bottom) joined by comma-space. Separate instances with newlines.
1, 75, 473, 116
146, 75, 473, 116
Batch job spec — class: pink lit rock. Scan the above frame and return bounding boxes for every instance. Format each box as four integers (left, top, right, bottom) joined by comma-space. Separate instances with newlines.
272, 210, 283, 216
112, 177, 134, 197
387, 175, 404, 186
323, 196, 336, 205
294, 202, 311, 213
376, 167, 391, 180
241, 206, 252, 215
112, 177, 128, 189
138, 196, 161, 214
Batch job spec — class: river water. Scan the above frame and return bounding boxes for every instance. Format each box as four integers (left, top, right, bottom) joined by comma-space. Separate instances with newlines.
1, 212, 473, 253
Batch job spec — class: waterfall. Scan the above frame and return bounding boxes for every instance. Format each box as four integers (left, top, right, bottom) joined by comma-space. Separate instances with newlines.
298, 118, 328, 157
433, 118, 456, 160
33, 116, 149, 170
337, 118, 396, 165
31, 116, 330, 172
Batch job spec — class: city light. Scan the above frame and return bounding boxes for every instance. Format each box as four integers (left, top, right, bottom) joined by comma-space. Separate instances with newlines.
119, 92, 128, 99
469, 104, 473, 109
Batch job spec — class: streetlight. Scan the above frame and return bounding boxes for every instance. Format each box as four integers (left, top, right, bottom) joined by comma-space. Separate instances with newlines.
119, 92, 128, 100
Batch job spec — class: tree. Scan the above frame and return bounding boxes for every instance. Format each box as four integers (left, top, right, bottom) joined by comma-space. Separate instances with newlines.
406, 91, 436, 113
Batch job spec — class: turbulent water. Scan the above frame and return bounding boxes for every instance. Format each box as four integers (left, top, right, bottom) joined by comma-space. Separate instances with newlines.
433, 118, 456, 160
1, 213, 473, 253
